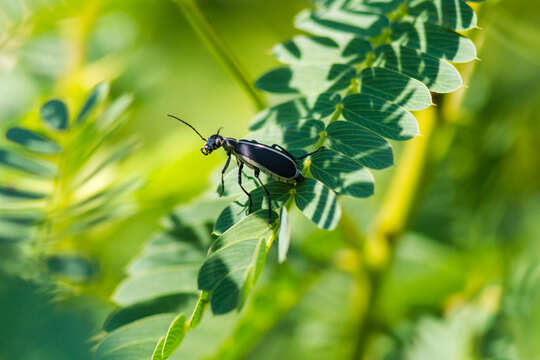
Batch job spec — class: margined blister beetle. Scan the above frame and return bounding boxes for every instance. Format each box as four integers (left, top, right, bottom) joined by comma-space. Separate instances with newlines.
168, 114, 324, 223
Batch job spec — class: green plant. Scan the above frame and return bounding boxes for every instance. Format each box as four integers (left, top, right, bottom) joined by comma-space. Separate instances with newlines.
0, 83, 139, 282
94, 0, 484, 359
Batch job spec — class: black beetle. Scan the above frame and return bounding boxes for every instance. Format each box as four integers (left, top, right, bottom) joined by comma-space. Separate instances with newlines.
169, 114, 323, 222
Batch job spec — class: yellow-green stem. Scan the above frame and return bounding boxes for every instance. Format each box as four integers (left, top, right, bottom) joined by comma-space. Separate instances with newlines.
174, 0, 267, 111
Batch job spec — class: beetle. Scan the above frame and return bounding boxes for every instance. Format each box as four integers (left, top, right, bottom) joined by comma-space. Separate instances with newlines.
168, 114, 323, 223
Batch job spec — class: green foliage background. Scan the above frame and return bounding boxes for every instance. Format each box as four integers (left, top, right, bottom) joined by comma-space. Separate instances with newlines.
1, 0, 540, 359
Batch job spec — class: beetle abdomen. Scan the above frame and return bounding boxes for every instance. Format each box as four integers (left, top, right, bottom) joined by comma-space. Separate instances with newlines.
235, 140, 298, 181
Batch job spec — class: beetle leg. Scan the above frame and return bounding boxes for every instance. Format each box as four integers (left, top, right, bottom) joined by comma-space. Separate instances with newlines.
220, 153, 232, 196
238, 162, 252, 213
254, 168, 272, 224
271, 144, 296, 159
297, 146, 325, 160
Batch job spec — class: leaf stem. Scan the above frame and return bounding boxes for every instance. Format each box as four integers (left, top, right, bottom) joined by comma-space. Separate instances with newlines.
174, 0, 267, 111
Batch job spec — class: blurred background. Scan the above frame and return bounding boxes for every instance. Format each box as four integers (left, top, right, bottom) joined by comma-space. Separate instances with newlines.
0, 0, 539, 359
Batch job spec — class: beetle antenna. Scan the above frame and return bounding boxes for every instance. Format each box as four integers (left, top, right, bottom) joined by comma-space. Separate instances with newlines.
216, 127, 223, 135
167, 114, 207, 141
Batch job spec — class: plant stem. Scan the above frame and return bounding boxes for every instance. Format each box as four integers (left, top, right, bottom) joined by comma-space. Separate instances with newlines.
174, 0, 267, 111
352, 5, 486, 357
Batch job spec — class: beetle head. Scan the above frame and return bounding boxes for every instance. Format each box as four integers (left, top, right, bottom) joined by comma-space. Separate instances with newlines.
201, 134, 224, 155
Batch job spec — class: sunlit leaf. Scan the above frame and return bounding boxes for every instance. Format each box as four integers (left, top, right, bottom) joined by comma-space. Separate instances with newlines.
0, 219, 33, 242
5, 126, 62, 154
255, 64, 356, 99
310, 148, 374, 198
248, 118, 325, 153
94, 314, 175, 360
104, 294, 198, 333
98, 94, 133, 129
295, 8, 389, 39
214, 181, 290, 235
273, 35, 371, 65
295, 178, 341, 230
342, 93, 419, 140
391, 18, 477, 63
199, 211, 276, 314
358, 67, 432, 111
127, 240, 204, 275
162, 313, 186, 358
278, 206, 291, 263
374, 43, 462, 93
326, 121, 393, 169
0, 148, 56, 177
152, 337, 164, 360
40, 99, 68, 130
77, 82, 109, 124
407, 0, 477, 31
74, 138, 139, 187
0, 185, 47, 200
112, 265, 199, 306
249, 92, 339, 130
315, 0, 402, 14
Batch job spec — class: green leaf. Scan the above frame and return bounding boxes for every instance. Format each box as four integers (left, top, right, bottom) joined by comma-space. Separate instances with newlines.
374, 43, 462, 93
40, 99, 68, 130
5, 126, 62, 154
0, 149, 56, 177
112, 265, 199, 306
255, 64, 356, 99
45, 254, 97, 282
294, 178, 341, 230
342, 93, 419, 140
310, 148, 374, 198
278, 206, 290, 263
152, 337, 165, 360
77, 82, 109, 124
74, 138, 139, 187
214, 181, 291, 235
358, 67, 432, 111
216, 165, 260, 198
0, 210, 43, 225
315, 0, 402, 14
199, 211, 275, 314
407, 0, 477, 31
162, 313, 186, 358
249, 93, 339, 130
391, 19, 477, 63
326, 121, 393, 169
0, 219, 34, 242
104, 294, 198, 333
273, 35, 371, 65
248, 118, 325, 153
0, 185, 47, 200
98, 94, 133, 129
95, 313, 175, 360
295, 8, 389, 39
127, 240, 204, 275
